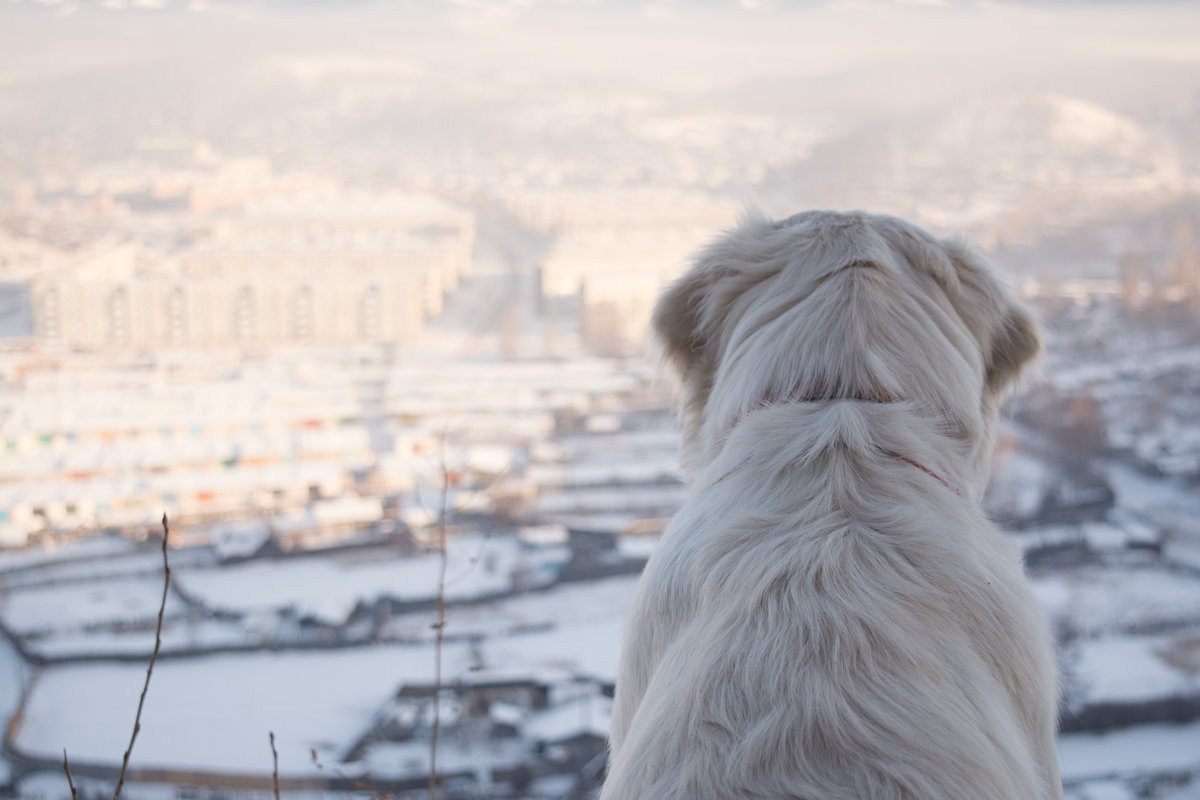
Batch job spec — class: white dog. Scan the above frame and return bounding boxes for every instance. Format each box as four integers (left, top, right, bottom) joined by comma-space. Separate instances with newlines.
602, 210, 1061, 800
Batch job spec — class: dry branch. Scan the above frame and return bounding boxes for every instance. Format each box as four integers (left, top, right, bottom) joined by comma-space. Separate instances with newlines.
269, 731, 280, 800
112, 512, 172, 800
428, 432, 450, 800
63, 749, 78, 800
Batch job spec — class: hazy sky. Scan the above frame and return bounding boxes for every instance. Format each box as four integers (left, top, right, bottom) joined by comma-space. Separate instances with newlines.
2, 0, 1199, 94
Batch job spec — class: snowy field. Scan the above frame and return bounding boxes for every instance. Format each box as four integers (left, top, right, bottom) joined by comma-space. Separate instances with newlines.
0, 549, 168, 590
12, 582, 632, 775
1, 533, 574, 661
0, 534, 139, 573
378, 573, 641, 647
23, 617, 259, 660
0, 575, 186, 637
1060, 721, 1200, 789
17, 643, 478, 774
4, 466, 1200, 797
1071, 633, 1200, 705
1030, 567, 1200, 636
9, 565, 1200, 794
173, 533, 550, 623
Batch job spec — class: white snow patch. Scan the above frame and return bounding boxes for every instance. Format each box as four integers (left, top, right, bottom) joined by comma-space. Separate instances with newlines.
1058, 720, 1200, 781
1029, 567, 1200, 637
16, 643, 476, 774
1073, 633, 1200, 705
174, 534, 532, 624
1, 577, 184, 636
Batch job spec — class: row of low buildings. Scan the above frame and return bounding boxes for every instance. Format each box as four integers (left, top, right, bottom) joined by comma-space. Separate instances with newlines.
0, 348, 670, 549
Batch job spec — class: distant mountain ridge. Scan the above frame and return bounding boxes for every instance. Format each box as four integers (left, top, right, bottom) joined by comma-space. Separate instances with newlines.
760, 90, 1195, 240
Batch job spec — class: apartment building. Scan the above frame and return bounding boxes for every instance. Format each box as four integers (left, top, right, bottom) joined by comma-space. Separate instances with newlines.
29, 190, 474, 350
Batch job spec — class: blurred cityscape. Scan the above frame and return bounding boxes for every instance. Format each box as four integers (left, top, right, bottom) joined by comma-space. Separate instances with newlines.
1, 2, 1200, 799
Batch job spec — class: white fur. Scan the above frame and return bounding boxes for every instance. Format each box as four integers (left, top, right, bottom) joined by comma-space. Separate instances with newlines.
602, 210, 1061, 800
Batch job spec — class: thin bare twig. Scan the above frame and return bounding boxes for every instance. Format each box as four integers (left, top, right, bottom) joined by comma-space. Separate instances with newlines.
112, 512, 171, 800
63, 749, 79, 800
428, 431, 450, 800
269, 731, 280, 800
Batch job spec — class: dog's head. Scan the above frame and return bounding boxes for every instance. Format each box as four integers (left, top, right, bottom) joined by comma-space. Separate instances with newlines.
652, 209, 1040, 485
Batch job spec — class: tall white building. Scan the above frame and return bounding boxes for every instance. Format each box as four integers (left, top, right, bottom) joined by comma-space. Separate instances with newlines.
30, 190, 475, 350
510, 187, 738, 354
33, 275, 429, 349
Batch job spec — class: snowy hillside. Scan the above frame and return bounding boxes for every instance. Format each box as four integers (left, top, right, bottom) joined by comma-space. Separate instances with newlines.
764, 92, 1192, 237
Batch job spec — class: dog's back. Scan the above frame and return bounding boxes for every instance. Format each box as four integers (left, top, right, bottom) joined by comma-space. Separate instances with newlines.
604, 403, 1060, 800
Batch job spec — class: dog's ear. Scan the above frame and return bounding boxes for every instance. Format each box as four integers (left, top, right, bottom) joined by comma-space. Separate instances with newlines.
942, 239, 1042, 396
652, 263, 726, 474
655, 210, 778, 376
652, 266, 716, 378
985, 302, 1041, 395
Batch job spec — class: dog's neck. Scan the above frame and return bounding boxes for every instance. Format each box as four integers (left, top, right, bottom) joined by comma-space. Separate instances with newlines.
791, 392, 964, 498
791, 383, 902, 407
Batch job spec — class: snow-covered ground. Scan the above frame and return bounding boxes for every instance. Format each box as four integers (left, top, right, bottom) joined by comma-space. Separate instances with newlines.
0, 548, 168, 590
173, 533, 547, 624
0, 534, 139, 573
25, 617, 260, 660
7, 555, 642, 778
4, 525, 1200, 797
12, 592, 630, 776
1071, 633, 1200, 705
1107, 462, 1200, 518
11, 572, 1200, 792
1030, 567, 1200, 637
0, 575, 185, 638
18, 643, 473, 774
4, 507, 1200, 797
1060, 721, 1200, 785
378, 574, 640, 649
2, 532, 577, 662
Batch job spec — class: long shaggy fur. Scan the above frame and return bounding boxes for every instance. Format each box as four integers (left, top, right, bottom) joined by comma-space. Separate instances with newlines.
602, 210, 1061, 800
